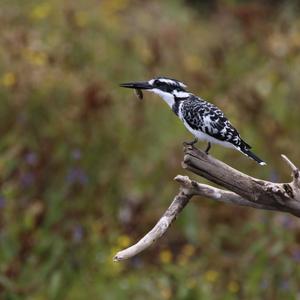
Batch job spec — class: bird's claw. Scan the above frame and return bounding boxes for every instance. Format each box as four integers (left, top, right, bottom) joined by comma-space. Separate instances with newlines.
205, 142, 211, 154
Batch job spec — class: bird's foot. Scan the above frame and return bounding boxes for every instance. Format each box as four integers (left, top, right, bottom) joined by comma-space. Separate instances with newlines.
183, 138, 198, 147
205, 142, 211, 154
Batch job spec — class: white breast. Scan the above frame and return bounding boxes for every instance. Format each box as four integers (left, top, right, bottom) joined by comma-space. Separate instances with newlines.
150, 89, 175, 108
178, 103, 236, 149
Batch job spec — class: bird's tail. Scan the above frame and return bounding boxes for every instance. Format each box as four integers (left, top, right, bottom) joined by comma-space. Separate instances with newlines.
238, 143, 266, 166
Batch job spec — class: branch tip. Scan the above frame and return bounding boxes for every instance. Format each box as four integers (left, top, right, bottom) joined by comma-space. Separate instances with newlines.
281, 154, 298, 171
113, 191, 192, 261
281, 154, 300, 187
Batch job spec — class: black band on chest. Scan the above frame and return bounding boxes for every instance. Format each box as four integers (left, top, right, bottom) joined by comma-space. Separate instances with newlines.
172, 96, 188, 116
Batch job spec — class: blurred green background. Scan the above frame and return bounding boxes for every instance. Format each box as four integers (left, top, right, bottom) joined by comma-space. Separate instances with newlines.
1, 0, 300, 299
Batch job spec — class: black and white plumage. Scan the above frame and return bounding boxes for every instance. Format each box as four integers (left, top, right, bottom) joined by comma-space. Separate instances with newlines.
120, 77, 266, 165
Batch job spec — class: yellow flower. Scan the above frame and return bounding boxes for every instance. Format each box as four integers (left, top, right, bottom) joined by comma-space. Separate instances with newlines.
177, 244, 195, 265
184, 55, 203, 72
290, 31, 300, 48
75, 12, 88, 28
30, 3, 52, 20
23, 50, 48, 66
117, 234, 131, 248
187, 278, 197, 289
159, 249, 173, 264
204, 270, 219, 283
228, 281, 239, 293
101, 0, 130, 16
100, 0, 130, 29
182, 244, 195, 257
1, 72, 16, 87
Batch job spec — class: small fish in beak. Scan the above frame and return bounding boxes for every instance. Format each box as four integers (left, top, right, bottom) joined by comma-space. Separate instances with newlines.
134, 89, 143, 100
120, 81, 152, 101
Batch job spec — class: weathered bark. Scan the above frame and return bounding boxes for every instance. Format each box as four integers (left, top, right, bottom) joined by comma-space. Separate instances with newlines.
114, 145, 300, 261
183, 145, 300, 216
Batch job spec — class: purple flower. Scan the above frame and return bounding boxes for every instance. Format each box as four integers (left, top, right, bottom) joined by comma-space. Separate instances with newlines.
25, 152, 38, 166
72, 224, 84, 243
71, 149, 81, 160
279, 279, 290, 290
260, 279, 269, 289
20, 172, 35, 187
279, 215, 295, 229
0, 196, 5, 209
292, 249, 300, 263
66, 167, 88, 185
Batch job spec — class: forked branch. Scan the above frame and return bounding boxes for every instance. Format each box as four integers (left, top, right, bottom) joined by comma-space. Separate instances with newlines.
114, 145, 300, 261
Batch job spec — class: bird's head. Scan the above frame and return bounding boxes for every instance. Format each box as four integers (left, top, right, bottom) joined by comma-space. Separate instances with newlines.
120, 77, 189, 107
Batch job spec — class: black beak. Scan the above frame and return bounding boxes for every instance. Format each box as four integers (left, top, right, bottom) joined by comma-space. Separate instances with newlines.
119, 81, 152, 90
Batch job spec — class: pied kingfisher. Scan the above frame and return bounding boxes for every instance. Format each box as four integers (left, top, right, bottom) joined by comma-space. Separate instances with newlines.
120, 77, 266, 165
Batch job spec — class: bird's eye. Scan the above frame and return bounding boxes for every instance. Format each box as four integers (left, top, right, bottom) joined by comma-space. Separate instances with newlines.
154, 80, 164, 87
155, 81, 172, 92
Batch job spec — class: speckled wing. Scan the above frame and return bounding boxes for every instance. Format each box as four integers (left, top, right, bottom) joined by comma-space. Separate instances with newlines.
181, 96, 251, 149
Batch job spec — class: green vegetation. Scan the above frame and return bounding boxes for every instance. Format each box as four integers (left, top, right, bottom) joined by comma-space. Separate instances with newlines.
0, 0, 300, 299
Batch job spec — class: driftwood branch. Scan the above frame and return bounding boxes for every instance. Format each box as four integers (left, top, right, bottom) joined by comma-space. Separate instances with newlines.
114, 188, 192, 261
183, 146, 300, 216
114, 145, 300, 261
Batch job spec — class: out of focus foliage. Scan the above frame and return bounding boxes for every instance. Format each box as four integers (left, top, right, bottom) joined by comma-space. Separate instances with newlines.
0, 0, 300, 299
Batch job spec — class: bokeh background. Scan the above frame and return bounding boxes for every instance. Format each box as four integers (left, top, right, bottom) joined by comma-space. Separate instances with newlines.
1, 0, 300, 299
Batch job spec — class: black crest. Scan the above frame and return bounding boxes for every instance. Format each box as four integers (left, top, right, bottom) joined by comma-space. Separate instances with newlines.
153, 77, 186, 92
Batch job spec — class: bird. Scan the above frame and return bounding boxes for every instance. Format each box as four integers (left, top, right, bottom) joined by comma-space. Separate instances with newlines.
120, 76, 266, 165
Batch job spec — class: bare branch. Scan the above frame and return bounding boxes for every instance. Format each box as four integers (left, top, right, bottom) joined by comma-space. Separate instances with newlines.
282, 154, 298, 173
175, 175, 278, 211
183, 145, 300, 217
114, 189, 191, 261
114, 145, 300, 261
281, 154, 300, 189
